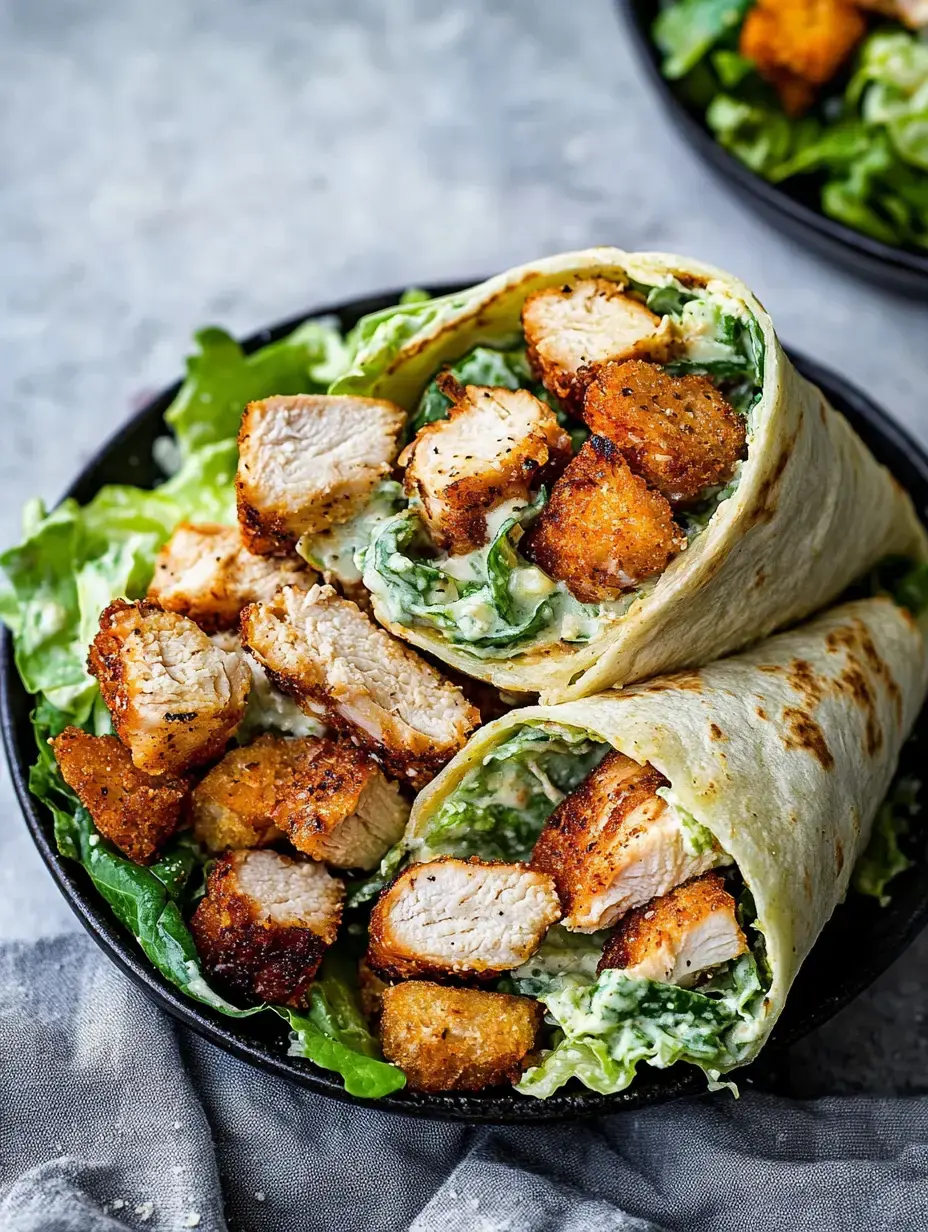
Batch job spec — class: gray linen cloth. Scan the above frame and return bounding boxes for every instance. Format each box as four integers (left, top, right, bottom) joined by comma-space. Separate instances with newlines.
2, 936, 928, 1232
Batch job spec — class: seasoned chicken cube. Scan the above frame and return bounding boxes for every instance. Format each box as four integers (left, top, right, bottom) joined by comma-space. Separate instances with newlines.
531, 751, 729, 932
190, 733, 298, 852
583, 360, 747, 506
52, 726, 188, 864
522, 436, 686, 604
88, 600, 251, 776
598, 872, 747, 986
367, 858, 561, 980
190, 849, 344, 1006
236, 394, 405, 554
240, 584, 479, 788
400, 379, 571, 555
379, 982, 543, 1092
740, 0, 866, 114
147, 522, 311, 631
522, 279, 675, 410
273, 737, 410, 869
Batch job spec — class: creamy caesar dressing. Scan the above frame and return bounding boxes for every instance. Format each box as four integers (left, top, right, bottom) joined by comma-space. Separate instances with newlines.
298, 480, 404, 586
237, 659, 326, 742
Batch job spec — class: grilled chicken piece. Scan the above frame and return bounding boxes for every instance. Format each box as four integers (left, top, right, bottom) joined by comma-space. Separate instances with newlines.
367, 858, 561, 981
240, 584, 479, 788
236, 394, 405, 554
88, 600, 251, 776
273, 738, 410, 870
400, 380, 571, 555
190, 849, 344, 1006
522, 436, 686, 604
379, 982, 543, 1093
531, 750, 728, 932
52, 727, 188, 865
598, 872, 747, 986
522, 279, 675, 410
740, 0, 865, 116
148, 522, 311, 631
583, 360, 747, 506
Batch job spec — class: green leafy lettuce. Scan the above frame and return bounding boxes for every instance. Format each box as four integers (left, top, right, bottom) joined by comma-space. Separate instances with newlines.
657, 17, 928, 252
516, 955, 764, 1098
413, 723, 609, 863
853, 776, 922, 906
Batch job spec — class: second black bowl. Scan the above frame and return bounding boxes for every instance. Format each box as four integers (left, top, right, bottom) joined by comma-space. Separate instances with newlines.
618, 0, 928, 298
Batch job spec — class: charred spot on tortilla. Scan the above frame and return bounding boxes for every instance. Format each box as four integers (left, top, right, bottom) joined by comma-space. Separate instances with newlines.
786, 658, 827, 706
709, 723, 726, 741
781, 705, 835, 771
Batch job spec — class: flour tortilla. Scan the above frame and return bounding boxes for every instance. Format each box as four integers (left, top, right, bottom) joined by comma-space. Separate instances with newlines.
407, 596, 928, 1067
338, 248, 927, 702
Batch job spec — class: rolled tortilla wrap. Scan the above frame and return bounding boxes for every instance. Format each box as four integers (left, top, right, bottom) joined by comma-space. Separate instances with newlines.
332, 248, 927, 703
403, 596, 928, 1093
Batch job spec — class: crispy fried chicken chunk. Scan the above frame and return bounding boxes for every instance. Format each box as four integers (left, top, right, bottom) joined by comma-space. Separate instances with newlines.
522, 436, 686, 604
740, 0, 866, 115
190, 733, 296, 852
379, 982, 543, 1092
52, 727, 188, 864
522, 278, 675, 409
598, 872, 747, 985
273, 738, 410, 870
531, 750, 729, 932
148, 522, 311, 631
240, 584, 479, 788
583, 360, 747, 506
400, 381, 571, 555
236, 394, 405, 554
367, 857, 561, 981
190, 849, 344, 1006
88, 600, 251, 775
853, 0, 928, 27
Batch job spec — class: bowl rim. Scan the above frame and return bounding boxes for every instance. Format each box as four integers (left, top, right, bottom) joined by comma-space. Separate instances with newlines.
616, 0, 928, 286
4, 283, 928, 1123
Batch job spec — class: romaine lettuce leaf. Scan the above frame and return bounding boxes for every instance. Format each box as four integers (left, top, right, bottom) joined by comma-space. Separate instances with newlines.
415, 722, 608, 863
853, 777, 921, 906
653, 0, 753, 81
284, 951, 406, 1098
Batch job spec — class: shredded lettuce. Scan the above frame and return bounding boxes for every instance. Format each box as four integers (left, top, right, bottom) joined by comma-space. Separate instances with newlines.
853, 776, 922, 906
413, 723, 608, 863
517, 954, 764, 1099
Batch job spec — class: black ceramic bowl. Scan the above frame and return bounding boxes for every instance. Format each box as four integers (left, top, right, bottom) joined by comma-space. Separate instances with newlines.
618, 0, 928, 299
3, 286, 928, 1123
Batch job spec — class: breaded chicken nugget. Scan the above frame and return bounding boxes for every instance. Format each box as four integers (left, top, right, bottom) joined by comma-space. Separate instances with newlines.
88, 599, 251, 776
583, 359, 747, 506
190, 849, 344, 1006
237, 394, 405, 554
379, 982, 543, 1092
52, 726, 188, 864
740, 0, 866, 113
400, 380, 571, 555
598, 872, 746, 985
522, 436, 686, 604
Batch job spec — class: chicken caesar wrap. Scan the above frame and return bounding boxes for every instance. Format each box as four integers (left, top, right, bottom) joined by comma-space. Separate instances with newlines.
303, 248, 927, 702
377, 595, 928, 1096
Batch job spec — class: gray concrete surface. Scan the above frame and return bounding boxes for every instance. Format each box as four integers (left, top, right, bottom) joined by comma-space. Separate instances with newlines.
1, 0, 927, 1093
